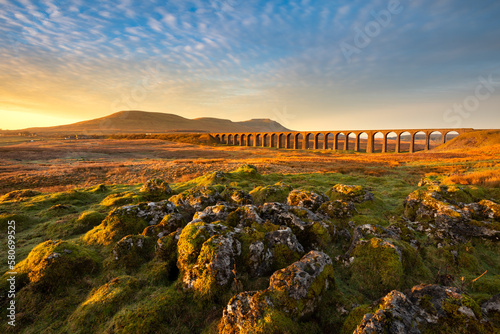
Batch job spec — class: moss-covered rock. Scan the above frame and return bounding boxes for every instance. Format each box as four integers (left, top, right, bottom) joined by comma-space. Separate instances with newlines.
139, 178, 173, 201
286, 189, 329, 211
67, 276, 141, 333
482, 294, 500, 327
404, 187, 500, 242
193, 203, 239, 223
84, 201, 176, 245
12, 240, 98, 292
225, 205, 265, 228
319, 200, 357, 219
112, 235, 156, 270
249, 182, 292, 205
220, 251, 335, 333
327, 184, 374, 203
142, 212, 186, 238
183, 233, 242, 298
353, 284, 496, 333
169, 186, 223, 216
260, 202, 336, 251
221, 187, 253, 205
350, 237, 404, 299
156, 229, 181, 278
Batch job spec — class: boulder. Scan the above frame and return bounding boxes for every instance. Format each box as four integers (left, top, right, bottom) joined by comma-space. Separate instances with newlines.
221, 187, 254, 205
249, 182, 293, 205
220, 251, 335, 333
404, 187, 500, 243
352, 284, 495, 333
142, 212, 186, 238
286, 189, 329, 211
84, 200, 177, 245
327, 184, 374, 203
169, 186, 223, 217
482, 294, 500, 327
10, 240, 98, 292
139, 178, 173, 200
113, 235, 156, 269
193, 203, 239, 223
319, 200, 357, 219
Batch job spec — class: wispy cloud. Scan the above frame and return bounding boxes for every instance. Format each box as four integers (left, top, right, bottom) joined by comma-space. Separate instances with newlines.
0, 0, 499, 130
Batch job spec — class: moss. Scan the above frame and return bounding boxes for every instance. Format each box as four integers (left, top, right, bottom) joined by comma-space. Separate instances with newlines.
66, 276, 141, 333
435, 296, 493, 333
83, 206, 149, 245
112, 235, 156, 271
341, 304, 377, 334
272, 243, 302, 271
13, 240, 99, 292
350, 238, 404, 299
0, 189, 41, 202
105, 285, 217, 334
139, 178, 173, 201
419, 294, 437, 315
100, 191, 139, 207
249, 182, 292, 205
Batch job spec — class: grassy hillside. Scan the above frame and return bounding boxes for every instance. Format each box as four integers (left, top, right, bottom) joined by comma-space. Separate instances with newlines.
438, 129, 500, 151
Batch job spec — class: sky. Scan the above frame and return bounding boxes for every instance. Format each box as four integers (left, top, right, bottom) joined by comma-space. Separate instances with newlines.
1, 0, 499, 131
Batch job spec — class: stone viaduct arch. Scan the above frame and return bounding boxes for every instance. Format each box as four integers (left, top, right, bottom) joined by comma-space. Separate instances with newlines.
211, 128, 474, 153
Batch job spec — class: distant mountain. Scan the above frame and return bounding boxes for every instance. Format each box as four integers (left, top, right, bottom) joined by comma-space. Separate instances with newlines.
18, 111, 292, 134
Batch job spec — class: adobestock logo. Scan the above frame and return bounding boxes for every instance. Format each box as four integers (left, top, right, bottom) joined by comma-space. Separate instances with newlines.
443, 74, 500, 127
340, 0, 403, 63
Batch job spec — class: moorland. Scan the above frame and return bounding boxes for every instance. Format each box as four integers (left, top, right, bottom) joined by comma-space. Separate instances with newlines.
0, 129, 499, 333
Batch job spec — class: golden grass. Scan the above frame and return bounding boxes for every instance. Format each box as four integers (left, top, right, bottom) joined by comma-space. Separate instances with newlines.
0, 135, 499, 194
442, 169, 500, 188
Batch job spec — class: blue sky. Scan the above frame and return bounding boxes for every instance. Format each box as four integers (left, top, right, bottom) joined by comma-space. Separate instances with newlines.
1, 0, 499, 130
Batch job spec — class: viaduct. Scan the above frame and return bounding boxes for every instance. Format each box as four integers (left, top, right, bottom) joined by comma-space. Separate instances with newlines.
211, 128, 475, 153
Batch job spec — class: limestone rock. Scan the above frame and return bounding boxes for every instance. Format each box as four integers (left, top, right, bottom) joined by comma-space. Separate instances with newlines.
352, 284, 494, 334
249, 182, 293, 205
328, 184, 374, 203
220, 251, 335, 333
142, 212, 186, 238
482, 294, 500, 327
139, 178, 173, 200
113, 235, 155, 269
286, 189, 329, 211
84, 200, 177, 245
169, 186, 223, 215
404, 187, 500, 242
319, 200, 357, 219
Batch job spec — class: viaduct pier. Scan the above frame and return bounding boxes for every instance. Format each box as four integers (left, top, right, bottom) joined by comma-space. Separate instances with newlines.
211, 128, 474, 153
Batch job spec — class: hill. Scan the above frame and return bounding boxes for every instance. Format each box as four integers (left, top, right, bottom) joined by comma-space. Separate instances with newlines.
437, 129, 500, 150
17, 110, 291, 135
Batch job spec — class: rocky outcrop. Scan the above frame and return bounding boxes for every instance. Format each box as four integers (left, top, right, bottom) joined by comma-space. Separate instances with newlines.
328, 184, 374, 203
249, 182, 293, 205
287, 189, 329, 211
113, 235, 155, 269
83, 200, 177, 245
482, 294, 500, 327
319, 200, 357, 219
7, 240, 98, 292
220, 251, 335, 333
352, 284, 495, 333
404, 186, 500, 243
169, 186, 223, 217
139, 178, 173, 200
